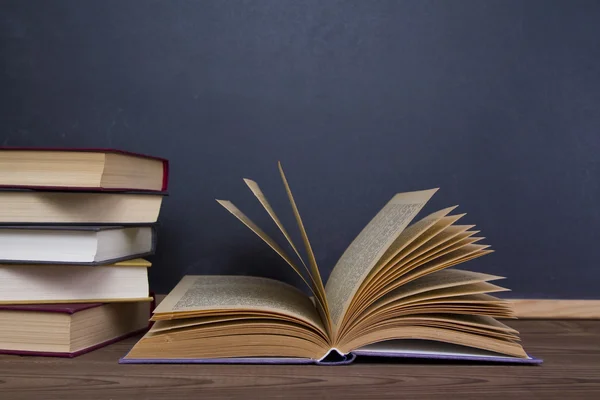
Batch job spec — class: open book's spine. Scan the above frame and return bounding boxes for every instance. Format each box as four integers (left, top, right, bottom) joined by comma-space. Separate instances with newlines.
314, 349, 357, 365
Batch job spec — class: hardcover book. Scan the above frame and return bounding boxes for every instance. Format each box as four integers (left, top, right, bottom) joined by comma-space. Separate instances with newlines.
0, 147, 169, 192
0, 189, 164, 224
0, 225, 156, 265
121, 163, 541, 365
0, 301, 151, 357
0, 258, 153, 304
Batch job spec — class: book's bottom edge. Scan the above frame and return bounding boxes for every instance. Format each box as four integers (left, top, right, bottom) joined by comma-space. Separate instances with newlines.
119, 356, 318, 365
0, 328, 147, 358
351, 350, 543, 365
118, 352, 542, 365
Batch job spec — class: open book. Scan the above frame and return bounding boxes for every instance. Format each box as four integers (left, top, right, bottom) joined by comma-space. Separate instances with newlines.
121, 163, 541, 365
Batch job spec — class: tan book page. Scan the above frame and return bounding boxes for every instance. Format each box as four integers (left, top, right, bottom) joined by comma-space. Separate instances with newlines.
372, 207, 458, 275
371, 269, 506, 311
343, 271, 508, 338
153, 275, 326, 334
352, 209, 462, 306
150, 311, 319, 332
345, 315, 520, 344
389, 282, 509, 308
380, 214, 466, 273
352, 229, 480, 317
344, 296, 516, 343
338, 325, 528, 358
151, 315, 249, 333
243, 174, 331, 335
348, 245, 493, 324
215, 199, 323, 310
102, 153, 164, 190
368, 227, 479, 295
398, 236, 486, 277
354, 222, 475, 310
393, 245, 493, 288
243, 178, 311, 278
355, 235, 487, 308
359, 314, 518, 337
277, 163, 330, 325
127, 329, 328, 360
325, 189, 438, 332
146, 319, 329, 348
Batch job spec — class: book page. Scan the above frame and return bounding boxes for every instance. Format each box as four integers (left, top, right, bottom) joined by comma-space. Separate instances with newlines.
243, 178, 311, 279
215, 200, 322, 308
154, 275, 325, 333
325, 189, 438, 331
356, 217, 472, 306
374, 207, 459, 273
373, 269, 506, 309
277, 163, 329, 318
363, 230, 482, 302
341, 269, 508, 338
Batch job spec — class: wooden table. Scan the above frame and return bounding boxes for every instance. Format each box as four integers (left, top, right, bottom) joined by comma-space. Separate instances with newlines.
1, 320, 599, 399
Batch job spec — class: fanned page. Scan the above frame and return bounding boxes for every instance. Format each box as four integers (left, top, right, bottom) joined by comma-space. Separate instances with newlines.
335, 268, 528, 359
216, 163, 332, 336
326, 201, 530, 360
215, 200, 318, 301
277, 163, 330, 324
325, 189, 438, 333
198, 164, 536, 363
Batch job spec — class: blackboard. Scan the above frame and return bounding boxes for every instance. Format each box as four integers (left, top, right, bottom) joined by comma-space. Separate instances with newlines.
1, 0, 599, 298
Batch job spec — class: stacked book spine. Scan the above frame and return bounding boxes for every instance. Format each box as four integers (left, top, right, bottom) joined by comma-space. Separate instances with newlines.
0, 148, 168, 357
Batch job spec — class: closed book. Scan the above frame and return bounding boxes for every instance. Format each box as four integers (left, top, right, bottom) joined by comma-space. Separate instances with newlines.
0, 225, 157, 265
0, 189, 164, 224
0, 301, 151, 357
0, 258, 152, 304
0, 147, 169, 192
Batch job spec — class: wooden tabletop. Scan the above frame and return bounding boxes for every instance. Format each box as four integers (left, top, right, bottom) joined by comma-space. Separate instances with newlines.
1, 320, 599, 399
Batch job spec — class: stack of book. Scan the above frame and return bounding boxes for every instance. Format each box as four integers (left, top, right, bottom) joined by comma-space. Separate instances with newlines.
0, 148, 168, 357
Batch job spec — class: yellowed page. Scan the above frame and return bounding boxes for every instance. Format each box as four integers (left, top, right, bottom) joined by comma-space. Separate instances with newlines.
339, 326, 528, 358
244, 178, 311, 278
355, 219, 473, 308
342, 270, 508, 338
394, 282, 509, 308
344, 241, 492, 328
396, 244, 492, 286
362, 230, 482, 303
375, 209, 461, 273
373, 269, 506, 310
345, 314, 520, 344
325, 188, 438, 331
277, 162, 331, 329
154, 275, 326, 334
215, 200, 320, 303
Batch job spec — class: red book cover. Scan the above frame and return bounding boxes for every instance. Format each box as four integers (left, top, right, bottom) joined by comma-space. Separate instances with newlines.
0, 147, 169, 192
0, 303, 103, 314
0, 295, 155, 358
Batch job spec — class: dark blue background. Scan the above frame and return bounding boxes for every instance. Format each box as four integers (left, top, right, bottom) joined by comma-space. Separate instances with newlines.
1, 0, 599, 297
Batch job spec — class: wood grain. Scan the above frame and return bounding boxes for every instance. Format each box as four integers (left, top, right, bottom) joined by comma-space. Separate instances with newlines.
1, 320, 599, 399
510, 300, 600, 319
